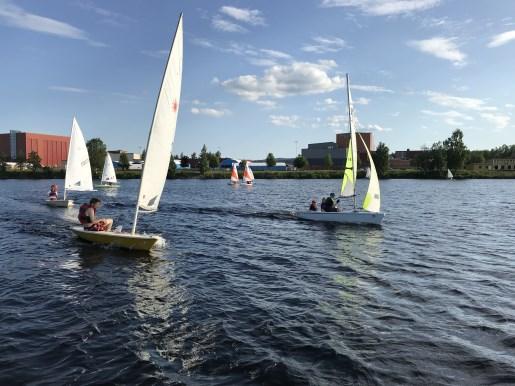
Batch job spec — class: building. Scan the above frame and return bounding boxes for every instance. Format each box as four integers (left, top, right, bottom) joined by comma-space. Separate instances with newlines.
336, 132, 374, 154
108, 150, 141, 163
389, 149, 428, 169
0, 130, 70, 167
220, 158, 241, 169
468, 158, 515, 171
248, 162, 288, 171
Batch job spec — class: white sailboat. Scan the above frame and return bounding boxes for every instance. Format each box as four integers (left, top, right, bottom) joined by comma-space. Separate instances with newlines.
46, 117, 93, 207
365, 167, 371, 179
72, 14, 183, 251
229, 163, 239, 185
447, 168, 453, 180
296, 74, 384, 225
243, 162, 254, 185
96, 152, 119, 188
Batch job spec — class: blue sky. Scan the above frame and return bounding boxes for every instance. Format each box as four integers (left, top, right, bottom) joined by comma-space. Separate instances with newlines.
1, 0, 515, 159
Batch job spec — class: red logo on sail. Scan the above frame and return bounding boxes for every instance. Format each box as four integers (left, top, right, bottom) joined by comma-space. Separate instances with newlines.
172, 99, 178, 112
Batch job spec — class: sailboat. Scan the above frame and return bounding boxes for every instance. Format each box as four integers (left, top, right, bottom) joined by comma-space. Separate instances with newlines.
96, 152, 119, 188
365, 167, 371, 179
447, 169, 453, 180
72, 14, 183, 251
243, 162, 254, 185
296, 74, 384, 225
229, 163, 239, 185
46, 117, 93, 207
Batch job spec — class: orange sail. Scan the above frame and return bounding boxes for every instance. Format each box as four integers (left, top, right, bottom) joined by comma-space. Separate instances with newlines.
243, 163, 254, 183
230, 163, 239, 183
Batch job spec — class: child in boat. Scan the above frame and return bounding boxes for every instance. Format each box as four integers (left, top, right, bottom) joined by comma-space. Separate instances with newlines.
78, 198, 113, 232
309, 200, 317, 211
48, 184, 58, 200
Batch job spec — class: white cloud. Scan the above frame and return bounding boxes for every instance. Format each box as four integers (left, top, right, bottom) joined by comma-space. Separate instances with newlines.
480, 113, 510, 129
368, 123, 392, 132
320, 0, 441, 16
488, 30, 515, 48
191, 107, 229, 118
49, 85, 88, 93
327, 115, 347, 128
269, 115, 300, 128
352, 84, 393, 93
0, 0, 104, 46
260, 49, 291, 59
425, 91, 497, 111
421, 109, 474, 126
408, 37, 466, 66
220, 6, 265, 26
212, 15, 247, 33
506, 103, 515, 108
255, 100, 277, 108
76, 0, 135, 27
302, 36, 348, 54
354, 97, 370, 105
221, 60, 344, 101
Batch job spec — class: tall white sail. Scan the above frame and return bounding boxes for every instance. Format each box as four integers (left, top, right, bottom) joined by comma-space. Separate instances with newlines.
132, 15, 183, 233
447, 169, 453, 179
64, 117, 93, 194
340, 74, 357, 199
359, 134, 380, 213
101, 152, 117, 184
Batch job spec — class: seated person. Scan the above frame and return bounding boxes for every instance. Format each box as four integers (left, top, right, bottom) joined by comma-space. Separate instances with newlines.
325, 194, 336, 212
320, 197, 327, 212
309, 200, 317, 211
48, 184, 58, 200
78, 198, 113, 232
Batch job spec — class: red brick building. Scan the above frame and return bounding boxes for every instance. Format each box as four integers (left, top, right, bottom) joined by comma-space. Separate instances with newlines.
0, 130, 70, 168
336, 132, 374, 154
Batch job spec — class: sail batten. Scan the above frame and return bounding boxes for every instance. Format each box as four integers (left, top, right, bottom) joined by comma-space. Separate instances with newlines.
64, 117, 93, 194
101, 153, 117, 184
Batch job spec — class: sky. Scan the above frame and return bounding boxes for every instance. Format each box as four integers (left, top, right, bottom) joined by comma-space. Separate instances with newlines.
1, 0, 515, 159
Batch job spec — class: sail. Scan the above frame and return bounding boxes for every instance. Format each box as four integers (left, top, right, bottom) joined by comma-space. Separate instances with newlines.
230, 163, 239, 183
101, 152, 117, 183
359, 134, 380, 213
365, 167, 371, 179
447, 169, 453, 179
135, 15, 183, 212
243, 163, 254, 182
340, 74, 357, 197
64, 117, 93, 192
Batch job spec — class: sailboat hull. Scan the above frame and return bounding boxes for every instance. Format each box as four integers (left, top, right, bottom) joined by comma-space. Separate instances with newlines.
46, 199, 73, 208
71, 226, 160, 251
95, 183, 120, 189
296, 210, 384, 225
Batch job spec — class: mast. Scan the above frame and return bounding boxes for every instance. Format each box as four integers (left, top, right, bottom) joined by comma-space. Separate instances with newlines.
345, 74, 357, 209
63, 116, 75, 201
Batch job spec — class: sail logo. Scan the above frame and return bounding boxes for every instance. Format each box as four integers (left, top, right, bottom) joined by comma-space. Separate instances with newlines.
172, 99, 178, 113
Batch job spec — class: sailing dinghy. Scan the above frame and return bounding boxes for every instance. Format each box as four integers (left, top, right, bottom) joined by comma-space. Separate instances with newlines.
243, 162, 254, 185
296, 74, 384, 226
46, 117, 93, 207
229, 163, 239, 185
447, 169, 453, 180
72, 14, 183, 251
95, 152, 119, 188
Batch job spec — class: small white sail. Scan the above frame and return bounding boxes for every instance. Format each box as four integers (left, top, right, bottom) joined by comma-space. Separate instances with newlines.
64, 117, 93, 193
101, 153, 117, 184
359, 134, 380, 213
365, 167, 371, 179
447, 169, 453, 179
340, 74, 357, 199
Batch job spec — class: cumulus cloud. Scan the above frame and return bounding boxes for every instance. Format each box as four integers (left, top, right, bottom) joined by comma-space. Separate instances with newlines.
354, 97, 370, 105
269, 115, 300, 128
425, 91, 497, 111
480, 112, 510, 129
220, 6, 265, 26
302, 36, 348, 54
487, 30, 515, 48
327, 115, 347, 128
191, 107, 229, 118
212, 15, 247, 33
368, 123, 392, 131
408, 37, 466, 66
320, 0, 441, 16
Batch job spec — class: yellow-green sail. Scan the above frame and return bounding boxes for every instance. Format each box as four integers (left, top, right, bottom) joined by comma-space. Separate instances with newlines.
340, 140, 355, 197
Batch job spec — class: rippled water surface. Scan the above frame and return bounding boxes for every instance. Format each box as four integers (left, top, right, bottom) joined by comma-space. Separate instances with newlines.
1, 178, 514, 385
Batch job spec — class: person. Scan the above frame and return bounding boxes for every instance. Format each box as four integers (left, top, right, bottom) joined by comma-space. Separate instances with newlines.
78, 198, 113, 232
325, 193, 336, 212
309, 200, 317, 211
320, 197, 327, 212
48, 184, 58, 200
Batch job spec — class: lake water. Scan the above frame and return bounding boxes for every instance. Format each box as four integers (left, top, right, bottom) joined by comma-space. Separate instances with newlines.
0, 178, 514, 385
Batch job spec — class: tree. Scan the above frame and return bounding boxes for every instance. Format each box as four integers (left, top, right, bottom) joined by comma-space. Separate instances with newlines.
266, 153, 276, 167
27, 151, 42, 173
467, 151, 485, 165
208, 152, 220, 168
0, 154, 8, 172
324, 153, 333, 169
168, 155, 176, 177
372, 142, 389, 177
199, 144, 209, 175
190, 152, 198, 168
180, 155, 190, 167
293, 155, 307, 169
119, 152, 130, 170
415, 149, 431, 173
444, 129, 467, 171
239, 159, 247, 169
141, 149, 146, 161
16, 155, 26, 170
86, 138, 107, 175
429, 141, 446, 172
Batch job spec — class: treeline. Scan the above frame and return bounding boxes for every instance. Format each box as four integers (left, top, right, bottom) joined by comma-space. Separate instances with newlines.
414, 129, 467, 175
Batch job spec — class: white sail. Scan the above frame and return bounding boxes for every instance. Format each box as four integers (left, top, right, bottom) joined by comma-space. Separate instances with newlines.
132, 15, 183, 233
359, 134, 380, 213
447, 169, 453, 179
365, 167, 371, 179
64, 117, 93, 194
101, 152, 117, 184
340, 74, 357, 200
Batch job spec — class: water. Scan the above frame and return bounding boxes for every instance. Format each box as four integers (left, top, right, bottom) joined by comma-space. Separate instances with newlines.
1, 178, 514, 385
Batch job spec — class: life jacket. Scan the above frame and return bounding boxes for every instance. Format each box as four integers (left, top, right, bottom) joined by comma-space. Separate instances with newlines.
78, 204, 96, 224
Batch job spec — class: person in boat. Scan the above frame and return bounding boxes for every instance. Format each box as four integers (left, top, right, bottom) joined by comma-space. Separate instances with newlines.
325, 193, 338, 212
309, 200, 317, 211
320, 197, 327, 212
78, 198, 113, 232
48, 184, 58, 200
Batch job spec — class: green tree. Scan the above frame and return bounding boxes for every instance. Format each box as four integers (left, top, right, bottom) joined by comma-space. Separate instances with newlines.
86, 138, 107, 175
239, 159, 247, 169
0, 154, 7, 172
293, 155, 308, 169
372, 142, 389, 177
324, 153, 333, 169
430, 141, 446, 172
415, 147, 431, 173
208, 152, 220, 168
16, 155, 26, 170
190, 152, 198, 168
27, 151, 42, 173
141, 149, 146, 161
443, 129, 467, 171
467, 150, 485, 165
119, 152, 130, 170
199, 144, 209, 175
266, 153, 276, 167
180, 155, 190, 167
168, 155, 176, 178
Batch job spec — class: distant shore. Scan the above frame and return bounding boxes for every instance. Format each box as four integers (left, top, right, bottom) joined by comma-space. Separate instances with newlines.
2, 168, 515, 180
